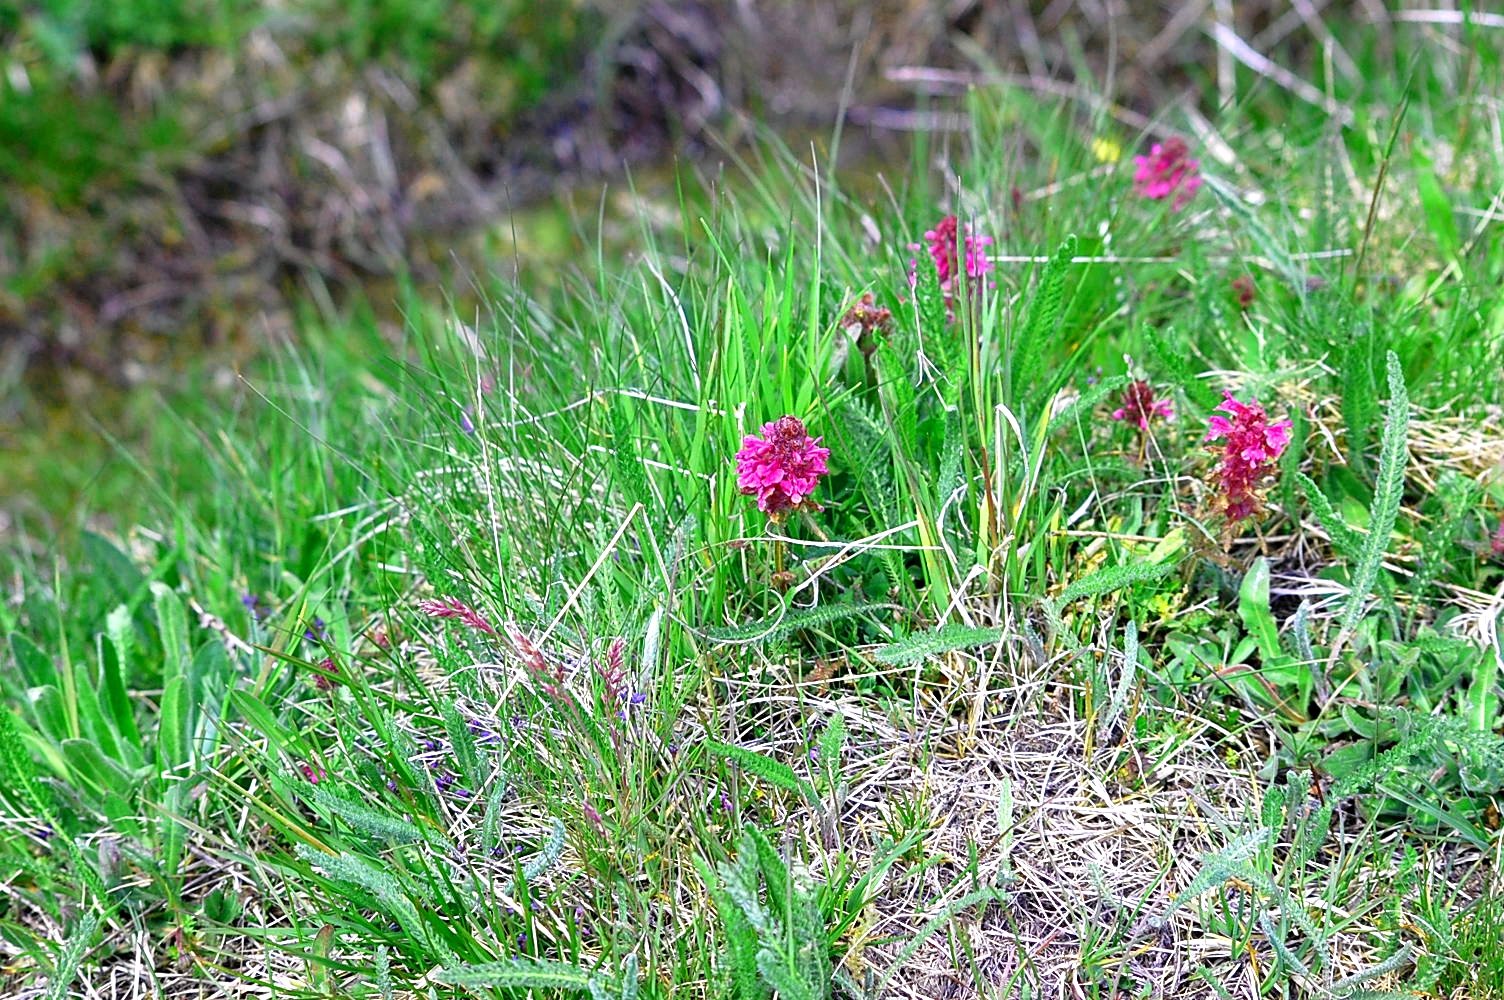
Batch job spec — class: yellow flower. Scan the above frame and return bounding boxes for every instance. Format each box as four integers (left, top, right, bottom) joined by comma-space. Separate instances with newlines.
1091, 137, 1123, 164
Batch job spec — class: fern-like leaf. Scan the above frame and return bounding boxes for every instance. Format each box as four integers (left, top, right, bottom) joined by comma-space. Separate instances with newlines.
433, 957, 599, 991
707, 741, 811, 800
1058, 561, 1172, 604
45, 912, 98, 1000
312, 787, 430, 844
1335, 351, 1408, 650
1297, 472, 1362, 560
1012, 235, 1078, 409
873, 624, 1005, 665
702, 602, 888, 645
1045, 374, 1131, 438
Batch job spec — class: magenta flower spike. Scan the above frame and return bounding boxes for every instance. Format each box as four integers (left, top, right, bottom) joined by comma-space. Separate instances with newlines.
1204, 391, 1293, 523
734, 415, 831, 517
1111, 380, 1175, 432
1132, 137, 1204, 211
908, 214, 995, 301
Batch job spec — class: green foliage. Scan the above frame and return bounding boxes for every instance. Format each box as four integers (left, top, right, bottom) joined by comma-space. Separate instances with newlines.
1335, 351, 1410, 651
432, 957, 603, 991
701, 602, 888, 645
311, 787, 432, 845
704, 826, 831, 1000
44, 912, 98, 1000
1011, 234, 1078, 412
7, 31, 1504, 997
873, 624, 1005, 665
705, 740, 812, 801
1058, 561, 1172, 605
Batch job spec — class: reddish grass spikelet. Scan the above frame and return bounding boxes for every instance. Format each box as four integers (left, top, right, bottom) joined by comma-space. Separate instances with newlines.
596, 637, 627, 714
1204, 391, 1293, 524
735, 415, 831, 517
1133, 137, 1203, 211
1111, 380, 1175, 432
417, 596, 496, 636
908, 214, 995, 300
508, 626, 569, 701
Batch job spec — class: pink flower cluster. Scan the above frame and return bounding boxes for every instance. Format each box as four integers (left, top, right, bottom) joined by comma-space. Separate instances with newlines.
1492, 519, 1504, 557
909, 214, 994, 301
735, 415, 830, 517
1111, 380, 1175, 431
1205, 391, 1293, 523
1133, 137, 1203, 211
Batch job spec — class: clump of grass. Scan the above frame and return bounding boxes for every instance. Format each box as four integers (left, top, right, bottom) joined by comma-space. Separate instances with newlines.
6, 13, 1504, 998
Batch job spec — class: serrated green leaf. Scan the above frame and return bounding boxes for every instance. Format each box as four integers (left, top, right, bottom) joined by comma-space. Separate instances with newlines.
873, 624, 1005, 665
1336, 351, 1408, 649
702, 601, 886, 645
1058, 561, 1172, 604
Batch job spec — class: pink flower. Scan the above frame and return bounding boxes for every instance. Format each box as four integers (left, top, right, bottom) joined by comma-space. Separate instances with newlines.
908, 214, 995, 301
1111, 380, 1175, 431
1133, 137, 1203, 211
1204, 391, 1293, 524
1492, 519, 1504, 557
299, 762, 325, 784
735, 415, 831, 517
417, 596, 496, 636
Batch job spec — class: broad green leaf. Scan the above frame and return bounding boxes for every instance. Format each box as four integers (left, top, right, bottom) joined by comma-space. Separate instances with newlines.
151, 583, 190, 687
10, 634, 53, 690
159, 675, 190, 772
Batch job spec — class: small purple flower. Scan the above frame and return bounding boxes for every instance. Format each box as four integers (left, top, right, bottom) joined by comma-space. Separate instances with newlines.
303, 617, 327, 643
467, 718, 499, 745
241, 593, 268, 622
459, 408, 476, 435
616, 689, 648, 719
